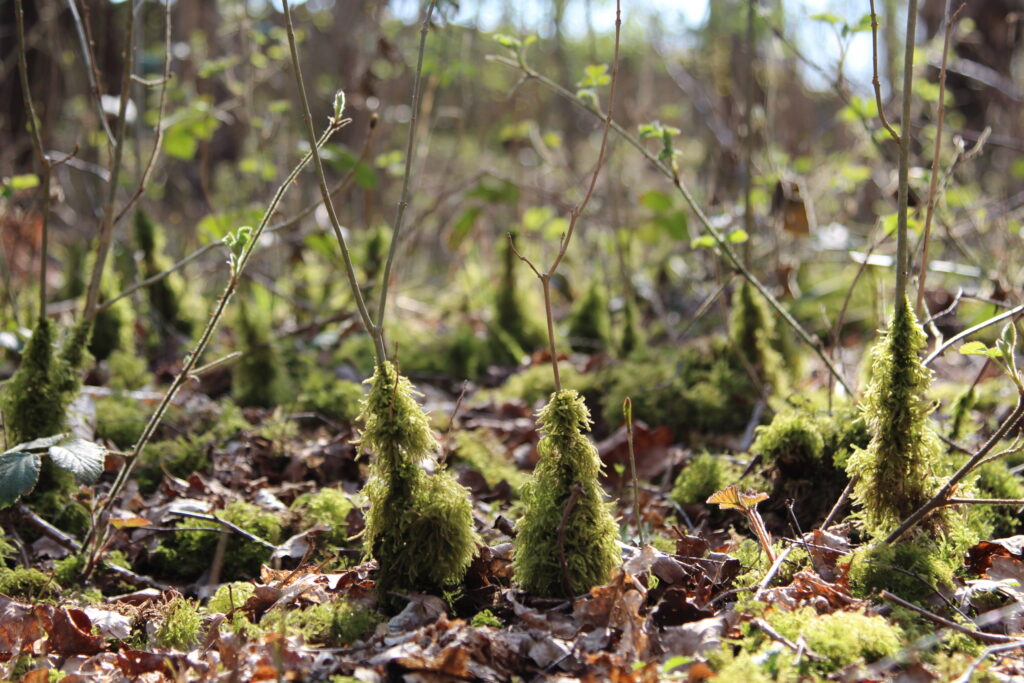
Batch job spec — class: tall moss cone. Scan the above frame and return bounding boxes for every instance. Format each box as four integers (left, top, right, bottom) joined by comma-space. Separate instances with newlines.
1, 318, 64, 445
232, 302, 290, 409
729, 281, 786, 392
513, 390, 620, 597
134, 210, 192, 336
494, 233, 544, 354
567, 281, 611, 354
846, 299, 947, 536
360, 362, 479, 597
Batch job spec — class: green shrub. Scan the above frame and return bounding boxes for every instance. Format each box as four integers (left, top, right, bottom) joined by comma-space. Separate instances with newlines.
513, 390, 620, 597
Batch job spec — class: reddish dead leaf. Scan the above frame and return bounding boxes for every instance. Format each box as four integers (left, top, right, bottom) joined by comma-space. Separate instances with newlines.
0, 595, 44, 657
20, 669, 52, 683
596, 421, 673, 486
117, 649, 172, 676
39, 606, 105, 656
109, 515, 151, 529
967, 536, 1024, 574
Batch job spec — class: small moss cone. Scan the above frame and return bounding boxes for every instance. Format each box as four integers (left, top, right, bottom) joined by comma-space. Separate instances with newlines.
619, 293, 642, 357
360, 362, 479, 598
134, 210, 192, 336
729, 281, 786, 392
567, 281, 611, 354
494, 234, 544, 353
513, 389, 620, 597
232, 301, 290, 409
846, 299, 948, 537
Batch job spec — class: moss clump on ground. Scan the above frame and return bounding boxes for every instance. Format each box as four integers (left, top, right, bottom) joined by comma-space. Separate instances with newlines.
494, 362, 590, 407
0, 317, 91, 445
948, 385, 978, 441
470, 609, 503, 629
106, 349, 152, 391
846, 299, 950, 537
453, 429, 529, 492
278, 600, 379, 646
94, 395, 149, 449
135, 210, 193, 337
292, 488, 353, 546
232, 301, 292, 409
154, 597, 202, 650
671, 453, 740, 505
567, 280, 611, 354
972, 461, 1024, 538
599, 339, 756, 436
729, 281, 787, 393
513, 390, 620, 597
296, 372, 363, 425
150, 501, 283, 581
618, 293, 642, 358
360, 362, 479, 599
847, 538, 958, 602
207, 582, 256, 614
493, 234, 546, 355
0, 567, 58, 600
768, 607, 903, 672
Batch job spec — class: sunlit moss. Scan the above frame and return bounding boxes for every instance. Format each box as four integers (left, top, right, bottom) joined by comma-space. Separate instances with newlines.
513, 390, 620, 597
494, 233, 545, 354
94, 395, 148, 449
134, 210, 193, 337
671, 453, 740, 505
452, 429, 529, 492
567, 280, 611, 354
207, 582, 256, 614
768, 607, 903, 672
271, 600, 379, 646
846, 300, 949, 537
847, 538, 958, 602
729, 281, 787, 393
232, 300, 291, 409
360, 362, 479, 599
0, 567, 57, 600
292, 488, 353, 546
154, 597, 202, 650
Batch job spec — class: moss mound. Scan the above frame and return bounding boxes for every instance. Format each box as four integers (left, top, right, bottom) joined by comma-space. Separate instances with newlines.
513, 390, 620, 597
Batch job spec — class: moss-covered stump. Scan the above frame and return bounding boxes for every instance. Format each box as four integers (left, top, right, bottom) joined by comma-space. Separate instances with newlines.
360, 362, 479, 600
513, 390, 620, 597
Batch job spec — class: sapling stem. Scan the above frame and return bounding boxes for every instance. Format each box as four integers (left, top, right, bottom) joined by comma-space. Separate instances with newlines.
623, 398, 644, 547
14, 0, 51, 323
893, 0, 918, 313
868, 0, 900, 145
917, 3, 967, 314
83, 0, 136, 322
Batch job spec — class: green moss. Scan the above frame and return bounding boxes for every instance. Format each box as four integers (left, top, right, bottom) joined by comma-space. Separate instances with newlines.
94, 395, 149, 449
135, 210, 192, 337
671, 453, 740, 505
513, 390, 620, 597
470, 609, 503, 628
233, 301, 291, 409
0, 567, 57, 600
89, 264, 134, 362
729, 281, 787, 393
207, 582, 256, 614
494, 233, 545, 354
948, 385, 977, 441
768, 607, 903, 672
847, 300, 949, 537
752, 411, 825, 466
1, 319, 66, 445
153, 597, 202, 650
296, 373, 363, 425
150, 501, 283, 581
970, 461, 1024, 538
292, 488, 353, 546
567, 280, 611, 354
53, 554, 86, 586
618, 293, 642, 358
453, 429, 529, 492
494, 362, 588, 407
276, 600, 378, 646
360, 362, 479, 599
709, 648, 777, 683
106, 349, 152, 391
847, 539, 958, 602
732, 539, 809, 589
31, 487, 90, 536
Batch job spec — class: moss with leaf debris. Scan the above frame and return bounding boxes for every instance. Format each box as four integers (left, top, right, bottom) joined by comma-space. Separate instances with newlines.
767, 606, 903, 672
847, 538, 958, 602
292, 488, 353, 546
453, 429, 529, 493
271, 600, 379, 646
671, 453, 741, 505
207, 582, 256, 614
846, 299, 950, 537
150, 501, 283, 581
154, 597, 202, 650
513, 390, 620, 597
360, 362, 480, 599
0, 567, 58, 601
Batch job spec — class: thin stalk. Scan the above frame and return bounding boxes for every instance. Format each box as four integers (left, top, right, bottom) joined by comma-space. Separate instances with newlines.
282, 0, 381, 360
894, 0, 918, 313
376, 0, 437, 346
917, 3, 966, 314
742, 0, 755, 249
623, 398, 644, 547
83, 0, 136, 321
84, 118, 346, 563
869, 0, 900, 144
14, 0, 51, 323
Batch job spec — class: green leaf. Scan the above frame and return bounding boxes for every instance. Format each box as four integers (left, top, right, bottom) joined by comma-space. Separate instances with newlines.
8, 174, 40, 191
449, 206, 483, 249
0, 451, 42, 508
577, 88, 598, 108
332, 90, 346, 120
959, 341, 1001, 359
691, 235, 716, 249
494, 34, 521, 50
639, 190, 672, 212
728, 229, 749, 244
9, 434, 67, 453
48, 438, 106, 483
577, 63, 610, 88
810, 12, 842, 24
638, 122, 662, 139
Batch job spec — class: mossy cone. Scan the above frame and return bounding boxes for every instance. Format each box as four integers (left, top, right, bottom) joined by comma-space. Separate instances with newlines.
847, 298, 948, 537
360, 362, 479, 597
513, 390, 620, 597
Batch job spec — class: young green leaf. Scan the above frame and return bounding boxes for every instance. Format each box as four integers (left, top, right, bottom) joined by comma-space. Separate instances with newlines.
48, 438, 106, 483
959, 341, 1001, 360
0, 451, 42, 508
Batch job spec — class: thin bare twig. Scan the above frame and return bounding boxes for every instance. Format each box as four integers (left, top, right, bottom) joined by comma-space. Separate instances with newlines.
917, 3, 967, 314
924, 303, 1024, 365
168, 511, 277, 551
881, 590, 1019, 644
869, 0, 901, 144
